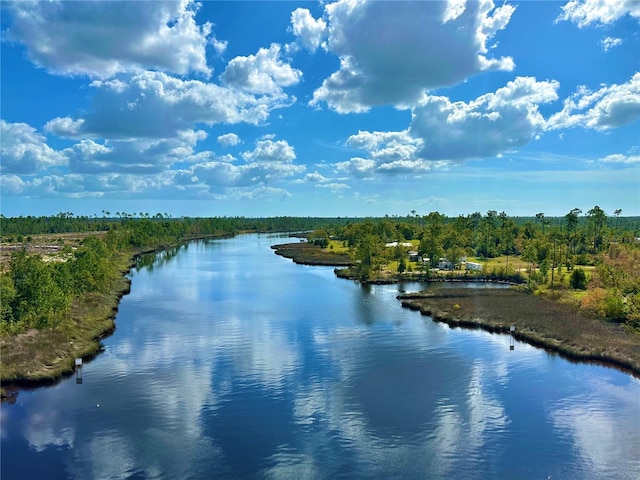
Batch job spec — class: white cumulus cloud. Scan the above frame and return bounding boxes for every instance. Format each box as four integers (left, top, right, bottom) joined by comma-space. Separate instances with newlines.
346, 130, 422, 164
4, 0, 219, 78
290, 8, 328, 52
170, 137, 303, 191
64, 130, 208, 174
599, 153, 640, 164
601, 36, 623, 51
337, 77, 561, 176
220, 44, 301, 95
0, 120, 67, 174
557, 0, 640, 27
186, 159, 303, 189
335, 157, 378, 177
300, 172, 328, 183
410, 76, 560, 160
45, 71, 293, 140
241, 139, 296, 163
311, 0, 516, 113
217, 133, 241, 147
547, 72, 640, 131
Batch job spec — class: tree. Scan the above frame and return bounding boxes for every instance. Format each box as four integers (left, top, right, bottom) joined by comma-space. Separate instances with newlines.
565, 208, 582, 257
310, 229, 330, 248
586, 205, 607, 252
9, 250, 71, 328
419, 230, 443, 267
536, 212, 550, 234
570, 268, 587, 290
476, 210, 499, 258
522, 241, 538, 283
397, 256, 407, 274
354, 233, 384, 281
0, 275, 16, 325
613, 209, 622, 236
535, 212, 544, 222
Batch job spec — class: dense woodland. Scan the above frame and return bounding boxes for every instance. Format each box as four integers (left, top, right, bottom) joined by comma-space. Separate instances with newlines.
1, 208, 639, 335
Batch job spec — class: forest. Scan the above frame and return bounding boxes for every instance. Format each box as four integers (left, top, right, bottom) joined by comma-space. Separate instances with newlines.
1, 207, 639, 336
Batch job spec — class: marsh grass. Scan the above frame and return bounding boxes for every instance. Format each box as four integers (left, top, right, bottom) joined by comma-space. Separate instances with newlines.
271, 242, 353, 266
399, 287, 640, 376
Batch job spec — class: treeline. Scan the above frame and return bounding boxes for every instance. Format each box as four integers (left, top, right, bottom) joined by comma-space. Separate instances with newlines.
317, 207, 637, 276
1, 216, 238, 335
0, 213, 365, 239
308, 207, 639, 331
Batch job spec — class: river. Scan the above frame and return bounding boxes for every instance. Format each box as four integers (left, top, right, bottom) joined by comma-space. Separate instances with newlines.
1, 234, 639, 479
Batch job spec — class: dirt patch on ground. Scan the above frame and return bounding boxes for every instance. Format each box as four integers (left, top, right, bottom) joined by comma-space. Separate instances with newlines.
1, 231, 107, 269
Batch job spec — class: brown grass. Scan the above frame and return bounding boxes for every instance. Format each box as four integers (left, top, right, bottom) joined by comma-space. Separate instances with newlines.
271, 242, 354, 266
398, 287, 640, 377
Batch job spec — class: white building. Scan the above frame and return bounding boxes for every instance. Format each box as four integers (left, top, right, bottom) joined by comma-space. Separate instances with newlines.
466, 261, 483, 271
385, 241, 413, 248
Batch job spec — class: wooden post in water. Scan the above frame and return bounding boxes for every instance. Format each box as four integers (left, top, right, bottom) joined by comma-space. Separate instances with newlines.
75, 357, 83, 384
509, 326, 515, 350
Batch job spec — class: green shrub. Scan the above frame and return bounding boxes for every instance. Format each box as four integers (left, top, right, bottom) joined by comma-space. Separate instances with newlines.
604, 293, 625, 321
570, 268, 587, 290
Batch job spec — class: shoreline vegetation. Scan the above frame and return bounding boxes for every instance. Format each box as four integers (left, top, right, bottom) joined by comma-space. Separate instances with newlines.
0, 235, 225, 399
271, 241, 353, 266
273, 239, 640, 378
2, 211, 639, 399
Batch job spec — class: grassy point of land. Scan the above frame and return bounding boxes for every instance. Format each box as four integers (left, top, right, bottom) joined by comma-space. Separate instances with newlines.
280, 241, 640, 376
398, 287, 640, 377
271, 242, 353, 266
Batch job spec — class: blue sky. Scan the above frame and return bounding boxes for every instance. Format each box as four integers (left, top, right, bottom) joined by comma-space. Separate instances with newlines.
1, 0, 638, 218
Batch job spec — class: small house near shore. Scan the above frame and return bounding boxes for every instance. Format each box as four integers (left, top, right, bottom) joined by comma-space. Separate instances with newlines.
385, 241, 413, 248
438, 258, 453, 270
466, 261, 483, 271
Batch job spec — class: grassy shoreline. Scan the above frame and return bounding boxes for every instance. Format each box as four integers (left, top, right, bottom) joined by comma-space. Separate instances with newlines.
0, 254, 133, 394
273, 243, 640, 377
398, 287, 640, 377
0, 234, 228, 397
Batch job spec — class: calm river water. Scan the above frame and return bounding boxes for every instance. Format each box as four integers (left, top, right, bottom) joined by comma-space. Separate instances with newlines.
2, 234, 639, 479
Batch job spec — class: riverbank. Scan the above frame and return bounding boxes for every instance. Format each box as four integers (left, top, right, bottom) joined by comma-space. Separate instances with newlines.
398, 287, 640, 377
0, 253, 132, 395
334, 266, 523, 285
0, 234, 230, 396
273, 243, 640, 376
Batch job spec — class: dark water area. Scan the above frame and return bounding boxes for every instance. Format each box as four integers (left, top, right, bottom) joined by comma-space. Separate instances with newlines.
2, 234, 639, 479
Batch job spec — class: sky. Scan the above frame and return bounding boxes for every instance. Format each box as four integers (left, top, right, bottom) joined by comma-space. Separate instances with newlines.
1, 0, 639, 218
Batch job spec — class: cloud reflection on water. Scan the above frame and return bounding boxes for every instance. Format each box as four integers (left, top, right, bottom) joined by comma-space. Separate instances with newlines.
5, 236, 640, 479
